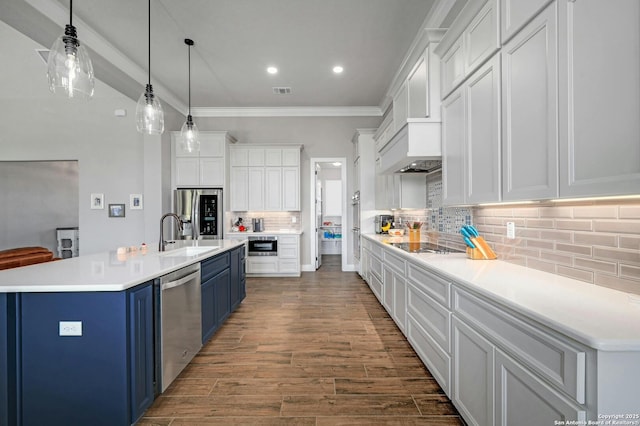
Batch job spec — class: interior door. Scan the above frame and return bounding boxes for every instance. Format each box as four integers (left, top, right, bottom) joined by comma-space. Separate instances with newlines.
315, 171, 322, 270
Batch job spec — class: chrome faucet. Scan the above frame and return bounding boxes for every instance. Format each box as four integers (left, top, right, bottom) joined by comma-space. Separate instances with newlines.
159, 213, 183, 251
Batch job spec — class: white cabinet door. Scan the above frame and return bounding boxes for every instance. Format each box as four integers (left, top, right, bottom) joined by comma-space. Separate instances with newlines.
452, 317, 495, 426
466, 54, 501, 204
464, 0, 499, 75
558, 0, 640, 197
230, 167, 248, 211
282, 148, 300, 166
393, 274, 406, 334
282, 167, 299, 211
265, 149, 281, 166
441, 37, 465, 99
199, 157, 224, 187
248, 149, 264, 166
198, 134, 225, 157
398, 175, 426, 209
393, 83, 409, 133
442, 88, 466, 205
495, 350, 586, 426
230, 148, 248, 166
502, 2, 558, 201
500, 0, 554, 43
383, 267, 395, 316
407, 54, 428, 118
248, 168, 265, 211
175, 157, 199, 187
264, 167, 282, 211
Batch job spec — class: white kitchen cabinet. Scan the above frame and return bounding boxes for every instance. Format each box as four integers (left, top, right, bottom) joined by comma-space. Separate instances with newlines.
392, 83, 409, 134
229, 145, 301, 211
558, 0, 640, 198
382, 249, 407, 334
248, 168, 265, 211
381, 174, 426, 210
441, 37, 465, 99
264, 167, 282, 211
464, 0, 499, 76
495, 350, 586, 426
277, 234, 300, 276
501, 0, 553, 43
230, 168, 248, 211
442, 87, 466, 205
501, 2, 558, 201
172, 131, 235, 188
452, 316, 495, 426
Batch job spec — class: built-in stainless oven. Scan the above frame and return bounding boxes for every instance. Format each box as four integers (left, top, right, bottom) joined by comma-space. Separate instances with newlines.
248, 236, 278, 256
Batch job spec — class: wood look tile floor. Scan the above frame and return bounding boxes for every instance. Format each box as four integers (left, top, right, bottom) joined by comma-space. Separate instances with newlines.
139, 255, 463, 425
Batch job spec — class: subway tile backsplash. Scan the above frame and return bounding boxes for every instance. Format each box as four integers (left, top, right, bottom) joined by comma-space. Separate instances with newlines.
393, 174, 640, 295
227, 211, 302, 232
474, 200, 640, 295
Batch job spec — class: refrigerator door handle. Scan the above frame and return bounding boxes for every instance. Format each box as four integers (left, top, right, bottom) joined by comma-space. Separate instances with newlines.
192, 191, 200, 239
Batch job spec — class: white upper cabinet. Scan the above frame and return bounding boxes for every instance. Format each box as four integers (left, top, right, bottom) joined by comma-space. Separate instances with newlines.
441, 0, 499, 100
502, 2, 558, 201
172, 131, 236, 188
442, 88, 466, 206
558, 0, 640, 198
501, 0, 554, 43
229, 145, 301, 211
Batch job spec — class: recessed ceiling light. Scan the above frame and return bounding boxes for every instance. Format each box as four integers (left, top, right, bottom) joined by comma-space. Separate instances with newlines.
332, 162, 342, 167
333, 66, 344, 74
267, 66, 278, 74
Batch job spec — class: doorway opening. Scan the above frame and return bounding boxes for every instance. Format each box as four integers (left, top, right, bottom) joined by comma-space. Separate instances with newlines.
309, 157, 347, 271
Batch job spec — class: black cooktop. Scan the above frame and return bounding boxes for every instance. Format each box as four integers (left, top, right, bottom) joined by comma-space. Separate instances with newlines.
391, 242, 462, 254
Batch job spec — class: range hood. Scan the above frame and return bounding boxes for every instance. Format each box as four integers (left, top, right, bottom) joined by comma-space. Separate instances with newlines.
378, 120, 441, 174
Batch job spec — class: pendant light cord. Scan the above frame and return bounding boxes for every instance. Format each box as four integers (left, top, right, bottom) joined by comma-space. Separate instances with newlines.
147, 0, 151, 85
188, 42, 192, 116
69, 0, 73, 27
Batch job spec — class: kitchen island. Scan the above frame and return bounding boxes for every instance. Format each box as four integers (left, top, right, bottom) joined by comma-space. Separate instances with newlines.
0, 240, 245, 426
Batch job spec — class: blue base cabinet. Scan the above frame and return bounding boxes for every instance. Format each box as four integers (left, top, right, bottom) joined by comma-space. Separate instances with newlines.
15, 282, 153, 426
0, 294, 9, 426
201, 246, 246, 344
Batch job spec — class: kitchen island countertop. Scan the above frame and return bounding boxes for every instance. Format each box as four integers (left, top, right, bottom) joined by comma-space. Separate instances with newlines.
0, 239, 244, 293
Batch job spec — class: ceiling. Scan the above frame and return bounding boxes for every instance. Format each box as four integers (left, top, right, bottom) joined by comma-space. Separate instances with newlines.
1, 0, 464, 116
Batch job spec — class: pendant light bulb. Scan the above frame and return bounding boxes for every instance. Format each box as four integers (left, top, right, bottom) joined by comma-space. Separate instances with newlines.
180, 38, 199, 153
136, 0, 164, 135
47, 1, 95, 99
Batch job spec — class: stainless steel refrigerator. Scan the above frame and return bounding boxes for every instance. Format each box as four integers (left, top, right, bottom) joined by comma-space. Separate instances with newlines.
173, 188, 223, 240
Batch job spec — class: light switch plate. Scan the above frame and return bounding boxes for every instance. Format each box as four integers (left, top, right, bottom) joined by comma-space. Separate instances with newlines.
59, 321, 82, 336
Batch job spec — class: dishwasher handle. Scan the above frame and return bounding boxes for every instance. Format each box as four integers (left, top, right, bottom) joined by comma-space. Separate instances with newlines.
161, 270, 200, 291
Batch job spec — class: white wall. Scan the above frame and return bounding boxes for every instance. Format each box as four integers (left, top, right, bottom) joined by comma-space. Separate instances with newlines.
196, 116, 381, 267
0, 21, 178, 254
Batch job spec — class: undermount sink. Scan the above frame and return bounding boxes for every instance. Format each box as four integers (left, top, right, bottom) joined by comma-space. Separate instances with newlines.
160, 246, 219, 257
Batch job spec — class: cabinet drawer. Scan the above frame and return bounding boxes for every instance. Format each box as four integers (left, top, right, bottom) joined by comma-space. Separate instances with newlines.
407, 261, 451, 308
361, 238, 372, 251
201, 253, 230, 281
369, 272, 383, 303
369, 242, 384, 259
278, 245, 298, 259
278, 260, 299, 273
383, 250, 405, 274
246, 257, 278, 274
370, 254, 383, 282
278, 235, 298, 244
495, 349, 586, 425
408, 281, 451, 353
407, 315, 451, 395
453, 287, 586, 403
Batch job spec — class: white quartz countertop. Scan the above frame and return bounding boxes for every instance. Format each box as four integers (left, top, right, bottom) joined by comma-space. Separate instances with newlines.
0, 240, 245, 293
363, 234, 640, 351
226, 229, 303, 236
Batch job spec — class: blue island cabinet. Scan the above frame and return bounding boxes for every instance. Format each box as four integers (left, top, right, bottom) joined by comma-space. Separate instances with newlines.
201, 245, 246, 344
14, 281, 154, 426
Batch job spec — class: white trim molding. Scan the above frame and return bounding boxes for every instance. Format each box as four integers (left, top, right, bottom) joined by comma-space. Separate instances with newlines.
192, 106, 383, 118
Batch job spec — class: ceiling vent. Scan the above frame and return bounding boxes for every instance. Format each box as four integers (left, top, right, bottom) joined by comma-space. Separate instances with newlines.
272, 87, 292, 95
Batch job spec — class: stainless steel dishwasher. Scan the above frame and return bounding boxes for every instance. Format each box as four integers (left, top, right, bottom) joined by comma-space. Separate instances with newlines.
157, 263, 202, 392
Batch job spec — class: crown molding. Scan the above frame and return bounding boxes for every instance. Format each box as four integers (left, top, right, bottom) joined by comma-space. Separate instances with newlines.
192, 106, 383, 118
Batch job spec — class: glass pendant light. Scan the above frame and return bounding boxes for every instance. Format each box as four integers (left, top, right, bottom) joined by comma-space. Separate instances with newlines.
47, 0, 95, 99
180, 38, 199, 153
136, 0, 164, 135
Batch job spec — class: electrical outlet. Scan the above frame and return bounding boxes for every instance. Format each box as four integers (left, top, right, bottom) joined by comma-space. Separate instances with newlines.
59, 321, 82, 336
291, 216, 297, 223
506, 222, 516, 239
